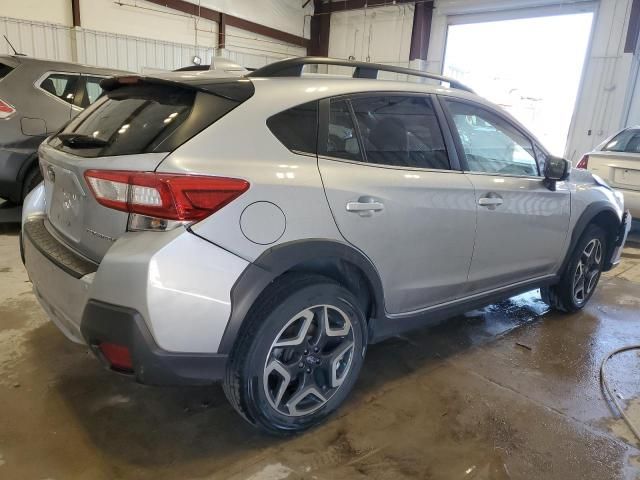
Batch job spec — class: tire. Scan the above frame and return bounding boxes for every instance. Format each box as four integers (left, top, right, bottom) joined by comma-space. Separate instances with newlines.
223, 273, 367, 435
543, 224, 607, 313
21, 166, 43, 203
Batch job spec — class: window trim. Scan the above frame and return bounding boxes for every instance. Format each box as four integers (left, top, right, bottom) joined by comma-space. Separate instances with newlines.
439, 95, 543, 179
319, 91, 458, 172
34, 71, 83, 109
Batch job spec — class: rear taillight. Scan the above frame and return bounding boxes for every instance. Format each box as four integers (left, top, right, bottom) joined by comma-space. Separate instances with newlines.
0, 98, 15, 119
84, 170, 249, 222
576, 154, 589, 169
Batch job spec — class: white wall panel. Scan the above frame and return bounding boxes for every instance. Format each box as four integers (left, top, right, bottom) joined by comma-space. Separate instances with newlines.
199, 0, 312, 38
0, 17, 73, 61
75, 27, 215, 72
328, 4, 414, 78
0, 0, 71, 25
221, 25, 306, 69
80, 0, 218, 48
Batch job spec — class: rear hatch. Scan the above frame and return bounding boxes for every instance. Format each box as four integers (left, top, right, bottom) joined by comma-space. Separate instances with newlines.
40, 75, 254, 262
588, 152, 640, 193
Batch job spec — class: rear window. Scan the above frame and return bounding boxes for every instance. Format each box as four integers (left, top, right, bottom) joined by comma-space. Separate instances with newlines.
49, 79, 254, 158
603, 128, 640, 154
0, 62, 14, 80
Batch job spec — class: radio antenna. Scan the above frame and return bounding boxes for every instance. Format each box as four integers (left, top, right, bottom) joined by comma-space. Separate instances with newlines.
3, 35, 26, 56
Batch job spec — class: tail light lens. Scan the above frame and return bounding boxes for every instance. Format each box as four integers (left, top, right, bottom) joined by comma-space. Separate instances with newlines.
0, 99, 15, 119
99, 342, 133, 372
576, 155, 589, 169
84, 170, 249, 223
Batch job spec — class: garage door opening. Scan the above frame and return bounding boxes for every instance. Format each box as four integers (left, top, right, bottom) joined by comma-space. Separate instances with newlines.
443, 12, 594, 156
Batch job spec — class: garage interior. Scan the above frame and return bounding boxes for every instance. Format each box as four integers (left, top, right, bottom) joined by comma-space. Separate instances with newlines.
1, 0, 640, 478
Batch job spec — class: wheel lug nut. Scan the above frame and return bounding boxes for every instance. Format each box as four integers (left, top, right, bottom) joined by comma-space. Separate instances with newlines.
304, 350, 308, 355
306, 368, 311, 373
298, 362, 304, 368
314, 347, 319, 353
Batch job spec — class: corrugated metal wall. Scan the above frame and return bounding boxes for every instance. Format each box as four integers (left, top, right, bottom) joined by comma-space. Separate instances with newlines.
0, 15, 304, 73
0, 16, 214, 71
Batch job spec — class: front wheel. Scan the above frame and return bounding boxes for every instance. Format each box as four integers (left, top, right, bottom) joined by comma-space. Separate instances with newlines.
223, 274, 367, 435
543, 224, 606, 313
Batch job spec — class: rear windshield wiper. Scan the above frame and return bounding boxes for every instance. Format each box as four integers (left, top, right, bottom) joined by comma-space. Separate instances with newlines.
57, 133, 108, 149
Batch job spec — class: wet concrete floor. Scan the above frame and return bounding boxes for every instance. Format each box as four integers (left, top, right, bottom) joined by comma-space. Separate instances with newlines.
1, 222, 640, 479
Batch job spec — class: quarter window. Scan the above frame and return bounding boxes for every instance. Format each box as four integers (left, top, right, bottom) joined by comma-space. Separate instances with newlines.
39, 73, 79, 104
350, 95, 449, 169
446, 100, 538, 176
603, 128, 640, 154
267, 101, 318, 154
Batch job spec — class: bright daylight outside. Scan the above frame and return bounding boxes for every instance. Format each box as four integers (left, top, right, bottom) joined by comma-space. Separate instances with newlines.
444, 12, 594, 156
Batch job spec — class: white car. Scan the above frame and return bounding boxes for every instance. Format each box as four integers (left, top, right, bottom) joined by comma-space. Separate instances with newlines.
578, 126, 640, 221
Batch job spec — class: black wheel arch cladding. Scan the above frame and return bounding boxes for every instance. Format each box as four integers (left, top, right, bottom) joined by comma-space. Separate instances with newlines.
217, 239, 384, 354
562, 201, 621, 273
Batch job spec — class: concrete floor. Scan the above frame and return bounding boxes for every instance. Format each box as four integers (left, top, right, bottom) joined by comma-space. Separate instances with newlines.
1, 222, 640, 480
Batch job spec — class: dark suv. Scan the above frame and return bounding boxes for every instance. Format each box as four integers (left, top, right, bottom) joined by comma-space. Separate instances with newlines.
0, 55, 126, 203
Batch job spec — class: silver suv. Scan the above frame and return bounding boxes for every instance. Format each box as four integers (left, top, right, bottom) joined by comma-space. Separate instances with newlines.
21, 57, 631, 434
0, 55, 125, 203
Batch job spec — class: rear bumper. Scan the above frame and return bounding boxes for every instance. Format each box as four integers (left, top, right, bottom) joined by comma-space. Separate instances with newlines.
22, 189, 248, 384
82, 300, 227, 385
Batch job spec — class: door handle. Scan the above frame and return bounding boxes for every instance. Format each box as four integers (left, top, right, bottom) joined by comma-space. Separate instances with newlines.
478, 193, 503, 209
346, 197, 384, 217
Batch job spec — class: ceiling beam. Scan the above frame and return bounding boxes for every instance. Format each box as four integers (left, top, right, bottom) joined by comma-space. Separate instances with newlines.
143, 0, 309, 48
144, 0, 220, 22
225, 15, 310, 48
325, 0, 414, 13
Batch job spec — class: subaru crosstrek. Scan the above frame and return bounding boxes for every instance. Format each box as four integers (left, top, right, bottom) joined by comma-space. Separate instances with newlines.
21, 57, 631, 434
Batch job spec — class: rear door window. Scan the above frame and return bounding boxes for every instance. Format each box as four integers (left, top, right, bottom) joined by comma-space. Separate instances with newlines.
324, 99, 363, 161
267, 101, 318, 154
39, 73, 80, 104
603, 129, 640, 154
350, 95, 449, 169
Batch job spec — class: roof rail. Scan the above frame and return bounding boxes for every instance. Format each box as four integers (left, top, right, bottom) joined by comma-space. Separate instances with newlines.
248, 56, 474, 93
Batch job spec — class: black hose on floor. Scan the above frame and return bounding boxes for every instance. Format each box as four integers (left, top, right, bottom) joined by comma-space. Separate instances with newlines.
600, 346, 640, 441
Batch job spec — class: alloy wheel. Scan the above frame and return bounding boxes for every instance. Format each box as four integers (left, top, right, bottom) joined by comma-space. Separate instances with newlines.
573, 238, 603, 305
263, 304, 355, 417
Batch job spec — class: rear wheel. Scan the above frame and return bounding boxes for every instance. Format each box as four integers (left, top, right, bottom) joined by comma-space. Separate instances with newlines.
223, 274, 367, 435
543, 224, 606, 313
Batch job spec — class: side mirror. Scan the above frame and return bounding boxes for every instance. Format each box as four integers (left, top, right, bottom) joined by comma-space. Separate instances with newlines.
543, 156, 571, 191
